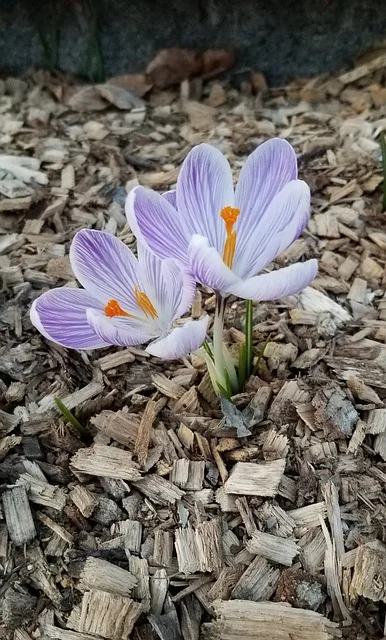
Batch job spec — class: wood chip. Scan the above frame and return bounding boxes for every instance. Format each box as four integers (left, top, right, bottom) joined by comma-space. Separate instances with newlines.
224, 460, 285, 497
70, 445, 142, 481
2, 485, 36, 546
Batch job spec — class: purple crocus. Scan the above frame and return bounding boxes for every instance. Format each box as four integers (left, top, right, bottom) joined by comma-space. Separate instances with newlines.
126, 138, 317, 300
30, 230, 208, 359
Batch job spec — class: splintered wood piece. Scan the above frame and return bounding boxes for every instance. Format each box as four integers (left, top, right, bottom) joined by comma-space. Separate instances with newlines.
321, 481, 344, 560
132, 474, 184, 505
69, 485, 98, 517
175, 519, 224, 575
321, 522, 351, 624
25, 544, 62, 605
97, 349, 135, 371
150, 568, 168, 615
35, 511, 73, 544
246, 531, 299, 567
288, 503, 327, 535
90, 410, 140, 447
18, 473, 66, 511
232, 555, 280, 601
298, 527, 327, 574
129, 556, 150, 610
135, 398, 157, 465
261, 429, 289, 460
350, 543, 386, 603
170, 459, 205, 490
45, 625, 105, 640
70, 445, 142, 481
269, 380, 310, 424
153, 529, 174, 567
195, 518, 224, 572
224, 460, 285, 497
206, 600, 341, 639
2, 485, 36, 546
339, 51, 386, 84
180, 594, 202, 640
208, 566, 244, 601
257, 503, 296, 538
38, 382, 104, 414
175, 525, 200, 575
78, 557, 137, 596
366, 408, 386, 434
235, 497, 257, 536
78, 589, 143, 639
148, 609, 182, 640
117, 519, 142, 554
246, 386, 272, 427
152, 373, 185, 399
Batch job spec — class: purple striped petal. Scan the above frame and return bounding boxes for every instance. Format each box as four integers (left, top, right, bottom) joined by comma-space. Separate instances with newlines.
235, 139, 298, 262
126, 187, 189, 263
227, 260, 318, 301
188, 235, 240, 292
137, 245, 195, 322
87, 309, 154, 347
176, 143, 235, 252
233, 180, 310, 279
70, 230, 140, 311
146, 316, 209, 359
30, 288, 108, 349
162, 189, 177, 208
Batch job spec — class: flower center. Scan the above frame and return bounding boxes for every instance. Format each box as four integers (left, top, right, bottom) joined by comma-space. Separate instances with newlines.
104, 299, 131, 318
104, 288, 158, 320
220, 206, 240, 269
134, 286, 158, 319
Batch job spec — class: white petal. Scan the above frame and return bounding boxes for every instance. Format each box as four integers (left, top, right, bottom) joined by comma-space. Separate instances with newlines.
228, 260, 318, 301
146, 317, 209, 360
188, 235, 240, 293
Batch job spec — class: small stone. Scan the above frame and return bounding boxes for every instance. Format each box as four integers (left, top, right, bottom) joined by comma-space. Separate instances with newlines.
92, 495, 122, 525
274, 568, 326, 611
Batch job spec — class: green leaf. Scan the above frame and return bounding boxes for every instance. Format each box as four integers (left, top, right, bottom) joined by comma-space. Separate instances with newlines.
237, 299, 254, 392
216, 382, 232, 402
203, 339, 215, 362
381, 133, 386, 212
54, 397, 88, 437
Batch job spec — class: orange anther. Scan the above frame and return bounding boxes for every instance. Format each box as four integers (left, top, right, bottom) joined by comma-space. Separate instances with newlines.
134, 286, 158, 320
220, 206, 240, 269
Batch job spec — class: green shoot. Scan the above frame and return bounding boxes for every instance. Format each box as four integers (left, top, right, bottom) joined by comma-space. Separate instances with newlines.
381, 133, 386, 212
238, 299, 254, 391
54, 397, 88, 437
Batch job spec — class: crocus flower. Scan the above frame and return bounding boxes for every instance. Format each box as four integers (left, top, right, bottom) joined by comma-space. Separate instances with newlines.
30, 230, 208, 359
126, 138, 317, 301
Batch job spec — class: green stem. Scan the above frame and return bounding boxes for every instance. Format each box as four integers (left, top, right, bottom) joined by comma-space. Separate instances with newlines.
245, 299, 254, 379
381, 133, 386, 212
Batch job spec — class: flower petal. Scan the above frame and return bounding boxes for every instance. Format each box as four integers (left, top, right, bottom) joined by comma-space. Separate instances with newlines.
234, 180, 310, 279
146, 316, 209, 359
136, 244, 196, 322
30, 288, 108, 349
126, 187, 189, 263
188, 235, 240, 292
86, 309, 154, 347
162, 189, 177, 208
70, 229, 141, 310
227, 259, 318, 301
235, 138, 298, 260
176, 143, 235, 251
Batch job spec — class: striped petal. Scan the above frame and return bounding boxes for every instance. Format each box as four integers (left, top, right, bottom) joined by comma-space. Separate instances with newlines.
136, 244, 196, 323
234, 138, 298, 265
30, 288, 108, 349
227, 260, 318, 301
70, 229, 140, 310
146, 316, 209, 359
176, 143, 235, 251
126, 187, 189, 263
233, 180, 310, 279
87, 309, 154, 347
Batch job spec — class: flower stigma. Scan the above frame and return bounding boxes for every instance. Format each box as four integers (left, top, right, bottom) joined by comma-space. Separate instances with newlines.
134, 286, 158, 319
220, 206, 240, 269
104, 299, 131, 318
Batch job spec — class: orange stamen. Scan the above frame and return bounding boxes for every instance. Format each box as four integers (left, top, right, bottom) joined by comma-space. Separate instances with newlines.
220, 206, 240, 269
134, 286, 158, 320
105, 299, 131, 318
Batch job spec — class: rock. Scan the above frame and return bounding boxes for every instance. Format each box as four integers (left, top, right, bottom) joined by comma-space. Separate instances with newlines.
275, 568, 326, 611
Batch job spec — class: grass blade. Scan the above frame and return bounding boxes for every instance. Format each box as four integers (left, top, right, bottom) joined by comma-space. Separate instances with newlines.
54, 397, 88, 437
381, 133, 386, 212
